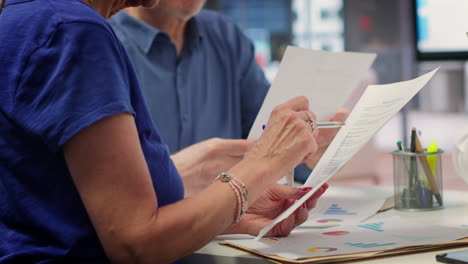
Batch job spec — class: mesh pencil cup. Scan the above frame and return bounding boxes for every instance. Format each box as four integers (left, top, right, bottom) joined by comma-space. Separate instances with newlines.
392, 149, 444, 211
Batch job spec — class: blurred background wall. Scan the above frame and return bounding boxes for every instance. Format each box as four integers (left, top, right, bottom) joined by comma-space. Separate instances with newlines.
203, 0, 468, 189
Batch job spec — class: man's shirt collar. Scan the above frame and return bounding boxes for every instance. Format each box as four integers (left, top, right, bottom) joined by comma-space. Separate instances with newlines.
113, 11, 161, 54
113, 11, 203, 55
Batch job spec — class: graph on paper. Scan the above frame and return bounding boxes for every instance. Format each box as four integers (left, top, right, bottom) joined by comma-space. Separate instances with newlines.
317, 219, 343, 223
226, 217, 468, 260
358, 222, 385, 232
307, 247, 338, 253
324, 204, 358, 215
322, 231, 350, 236
302, 197, 386, 228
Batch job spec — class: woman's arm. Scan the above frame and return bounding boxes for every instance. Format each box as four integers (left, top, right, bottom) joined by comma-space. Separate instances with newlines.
64, 96, 317, 264
64, 113, 241, 263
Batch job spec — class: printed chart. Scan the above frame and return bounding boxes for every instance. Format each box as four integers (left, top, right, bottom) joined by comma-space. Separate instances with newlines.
303, 197, 385, 228
324, 204, 357, 215
226, 218, 468, 260
358, 222, 385, 232
307, 247, 337, 252
322, 231, 350, 236
317, 219, 343, 224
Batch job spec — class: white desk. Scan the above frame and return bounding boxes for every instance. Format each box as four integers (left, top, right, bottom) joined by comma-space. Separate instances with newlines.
181, 185, 468, 264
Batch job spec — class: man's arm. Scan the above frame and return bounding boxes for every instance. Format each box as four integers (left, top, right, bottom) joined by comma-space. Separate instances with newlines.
171, 138, 254, 197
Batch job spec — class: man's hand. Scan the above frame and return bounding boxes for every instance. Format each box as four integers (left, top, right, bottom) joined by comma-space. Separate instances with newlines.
305, 108, 348, 169
171, 138, 254, 197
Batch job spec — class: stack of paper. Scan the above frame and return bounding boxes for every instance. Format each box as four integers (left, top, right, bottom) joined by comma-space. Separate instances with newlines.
223, 47, 451, 262
222, 219, 468, 263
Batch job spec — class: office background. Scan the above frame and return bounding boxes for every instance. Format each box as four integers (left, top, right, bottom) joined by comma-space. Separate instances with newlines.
203, 0, 468, 190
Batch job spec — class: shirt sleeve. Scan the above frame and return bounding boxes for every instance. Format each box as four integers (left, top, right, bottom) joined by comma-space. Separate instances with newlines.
294, 163, 313, 183
12, 22, 135, 152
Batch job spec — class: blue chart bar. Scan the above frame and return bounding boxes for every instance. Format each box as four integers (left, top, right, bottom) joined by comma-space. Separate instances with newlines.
324, 204, 357, 215
345, 242, 396, 248
358, 222, 385, 232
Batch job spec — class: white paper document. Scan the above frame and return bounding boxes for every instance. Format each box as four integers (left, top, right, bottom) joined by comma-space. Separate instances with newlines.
227, 217, 468, 260
255, 68, 439, 240
248, 47, 376, 140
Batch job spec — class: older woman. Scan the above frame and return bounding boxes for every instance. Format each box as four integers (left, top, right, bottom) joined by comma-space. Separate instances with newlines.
0, 0, 326, 263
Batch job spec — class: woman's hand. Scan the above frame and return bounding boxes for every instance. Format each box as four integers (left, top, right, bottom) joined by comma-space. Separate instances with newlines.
224, 183, 329, 236
305, 108, 348, 169
244, 97, 319, 187
172, 138, 254, 197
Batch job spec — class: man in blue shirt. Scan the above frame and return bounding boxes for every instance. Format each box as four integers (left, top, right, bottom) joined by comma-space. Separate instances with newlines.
109, 1, 320, 191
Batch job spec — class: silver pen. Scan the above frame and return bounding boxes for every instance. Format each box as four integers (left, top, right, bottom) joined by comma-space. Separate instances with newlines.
317, 121, 346, 128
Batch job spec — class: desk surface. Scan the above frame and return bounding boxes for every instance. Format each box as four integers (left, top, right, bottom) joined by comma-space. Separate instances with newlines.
181, 185, 468, 264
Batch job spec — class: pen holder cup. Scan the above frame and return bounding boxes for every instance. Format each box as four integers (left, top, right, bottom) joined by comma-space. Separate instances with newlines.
392, 150, 444, 211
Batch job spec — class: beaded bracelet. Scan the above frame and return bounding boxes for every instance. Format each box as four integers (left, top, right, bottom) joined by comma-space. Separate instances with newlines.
215, 172, 248, 223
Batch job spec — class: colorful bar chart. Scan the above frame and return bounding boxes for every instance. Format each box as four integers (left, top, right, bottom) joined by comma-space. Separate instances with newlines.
322, 231, 350, 236
323, 204, 357, 215
358, 222, 385, 232
345, 242, 396, 248
317, 219, 343, 223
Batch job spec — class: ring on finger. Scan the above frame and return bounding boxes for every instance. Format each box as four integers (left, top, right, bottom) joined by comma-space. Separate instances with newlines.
304, 111, 315, 132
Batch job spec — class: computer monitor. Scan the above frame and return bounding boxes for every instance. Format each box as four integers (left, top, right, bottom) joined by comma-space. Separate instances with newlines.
413, 0, 468, 61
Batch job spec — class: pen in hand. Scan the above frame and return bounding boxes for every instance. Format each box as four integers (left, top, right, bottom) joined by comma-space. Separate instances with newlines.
260, 121, 345, 187
262, 121, 346, 130
316, 121, 346, 128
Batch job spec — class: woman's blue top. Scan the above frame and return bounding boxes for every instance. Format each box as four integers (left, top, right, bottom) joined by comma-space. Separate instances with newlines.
0, 0, 184, 263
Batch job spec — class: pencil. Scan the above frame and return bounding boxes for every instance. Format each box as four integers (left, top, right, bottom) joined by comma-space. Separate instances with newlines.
409, 128, 422, 208
316, 122, 346, 128
263, 122, 345, 130
414, 133, 443, 206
